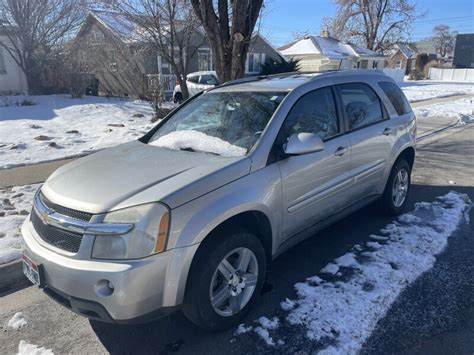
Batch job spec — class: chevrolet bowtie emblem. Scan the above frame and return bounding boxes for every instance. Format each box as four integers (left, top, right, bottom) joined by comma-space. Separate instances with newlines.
40, 211, 50, 224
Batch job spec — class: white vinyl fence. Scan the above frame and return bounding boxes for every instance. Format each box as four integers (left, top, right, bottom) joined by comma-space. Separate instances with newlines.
428, 68, 474, 82
382, 68, 405, 83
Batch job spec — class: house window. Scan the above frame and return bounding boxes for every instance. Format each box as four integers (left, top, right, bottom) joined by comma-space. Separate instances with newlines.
92, 31, 105, 44
395, 60, 402, 69
0, 48, 6, 74
108, 49, 117, 71
247, 53, 265, 73
78, 51, 88, 73
198, 50, 211, 71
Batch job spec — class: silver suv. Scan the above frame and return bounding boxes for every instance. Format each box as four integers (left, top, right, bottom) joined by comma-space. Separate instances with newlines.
21, 70, 416, 330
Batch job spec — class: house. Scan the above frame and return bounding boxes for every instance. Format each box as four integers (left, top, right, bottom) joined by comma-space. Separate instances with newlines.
453, 34, 474, 68
387, 43, 417, 74
388, 41, 447, 74
73, 10, 284, 98
278, 33, 386, 72
0, 26, 28, 94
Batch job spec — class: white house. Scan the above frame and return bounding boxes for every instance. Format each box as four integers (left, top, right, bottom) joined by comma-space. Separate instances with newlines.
0, 29, 27, 94
279, 34, 386, 72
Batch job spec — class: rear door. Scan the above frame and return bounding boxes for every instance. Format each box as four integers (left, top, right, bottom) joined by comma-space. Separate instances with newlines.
277, 86, 352, 239
335, 82, 394, 200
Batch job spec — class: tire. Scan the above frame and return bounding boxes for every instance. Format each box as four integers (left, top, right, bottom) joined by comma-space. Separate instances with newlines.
380, 158, 411, 216
182, 228, 266, 331
173, 92, 183, 103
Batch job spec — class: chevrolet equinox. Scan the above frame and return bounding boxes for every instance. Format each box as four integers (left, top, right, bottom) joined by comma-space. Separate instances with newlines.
22, 70, 416, 330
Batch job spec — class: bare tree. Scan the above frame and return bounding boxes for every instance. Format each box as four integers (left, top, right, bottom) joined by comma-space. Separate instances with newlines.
323, 0, 422, 52
432, 25, 456, 58
0, 0, 87, 93
190, 0, 264, 82
110, 0, 206, 100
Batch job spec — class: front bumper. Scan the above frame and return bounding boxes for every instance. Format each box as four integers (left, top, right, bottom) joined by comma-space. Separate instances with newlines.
21, 218, 199, 323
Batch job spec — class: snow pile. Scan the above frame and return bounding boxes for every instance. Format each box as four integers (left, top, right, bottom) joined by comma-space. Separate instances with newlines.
414, 96, 474, 125
5, 312, 27, 330
150, 130, 246, 157
17, 340, 54, 355
0, 95, 174, 169
234, 316, 283, 346
0, 184, 39, 264
235, 192, 472, 353
401, 82, 474, 102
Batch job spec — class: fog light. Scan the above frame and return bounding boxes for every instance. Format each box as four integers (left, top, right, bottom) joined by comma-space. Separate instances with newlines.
94, 279, 114, 297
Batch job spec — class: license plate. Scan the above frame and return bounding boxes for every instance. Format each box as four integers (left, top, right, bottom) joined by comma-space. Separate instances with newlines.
22, 254, 43, 287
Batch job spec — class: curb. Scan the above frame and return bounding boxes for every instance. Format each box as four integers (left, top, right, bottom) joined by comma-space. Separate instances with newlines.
0, 259, 28, 293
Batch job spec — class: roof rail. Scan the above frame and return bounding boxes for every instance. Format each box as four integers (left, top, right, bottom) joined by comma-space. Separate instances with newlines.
216, 71, 304, 89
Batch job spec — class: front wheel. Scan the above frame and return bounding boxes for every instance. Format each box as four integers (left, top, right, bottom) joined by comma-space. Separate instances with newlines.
182, 229, 266, 331
380, 158, 411, 215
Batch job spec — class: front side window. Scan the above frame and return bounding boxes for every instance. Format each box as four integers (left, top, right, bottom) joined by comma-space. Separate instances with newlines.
199, 74, 218, 85
338, 83, 384, 130
379, 81, 412, 116
282, 87, 339, 141
149, 91, 286, 156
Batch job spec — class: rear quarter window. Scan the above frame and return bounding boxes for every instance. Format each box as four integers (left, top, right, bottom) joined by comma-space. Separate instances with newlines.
379, 81, 412, 116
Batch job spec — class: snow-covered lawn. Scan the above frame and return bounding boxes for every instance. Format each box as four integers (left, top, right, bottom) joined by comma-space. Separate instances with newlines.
0, 184, 39, 264
0, 95, 171, 169
400, 81, 474, 102
413, 96, 474, 125
235, 192, 472, 353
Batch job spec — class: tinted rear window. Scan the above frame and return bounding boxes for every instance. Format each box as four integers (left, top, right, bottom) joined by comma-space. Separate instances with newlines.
379, 81, 412, 115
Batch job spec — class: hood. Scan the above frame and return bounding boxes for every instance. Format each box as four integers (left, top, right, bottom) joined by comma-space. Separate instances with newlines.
42, 140, 251, 213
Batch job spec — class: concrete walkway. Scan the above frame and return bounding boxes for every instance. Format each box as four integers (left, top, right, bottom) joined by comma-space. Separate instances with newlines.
0, 93, 471, 189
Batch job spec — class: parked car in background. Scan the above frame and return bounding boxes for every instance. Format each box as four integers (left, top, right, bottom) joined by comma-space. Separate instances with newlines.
22, 70, 416, 331
173, 71, 219, 103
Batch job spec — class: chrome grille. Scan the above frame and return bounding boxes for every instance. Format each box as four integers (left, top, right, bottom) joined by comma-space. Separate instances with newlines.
31, 209, 83, 253
40, 192, 92, 222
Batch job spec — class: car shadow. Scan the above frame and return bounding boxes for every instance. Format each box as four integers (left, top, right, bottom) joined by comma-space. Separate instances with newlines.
89, 184, 474, 354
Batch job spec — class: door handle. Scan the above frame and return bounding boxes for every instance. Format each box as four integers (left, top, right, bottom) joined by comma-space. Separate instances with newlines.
334, 146, 348, 156
383, 127, 392, 136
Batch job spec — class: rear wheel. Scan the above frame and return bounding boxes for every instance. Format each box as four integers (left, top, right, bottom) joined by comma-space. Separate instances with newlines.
380, 158, 411, 215
173, 92, 183, 103
182, 229, 266, 331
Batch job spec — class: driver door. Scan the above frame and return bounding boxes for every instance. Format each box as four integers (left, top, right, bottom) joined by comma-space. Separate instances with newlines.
277, 86, 352, 239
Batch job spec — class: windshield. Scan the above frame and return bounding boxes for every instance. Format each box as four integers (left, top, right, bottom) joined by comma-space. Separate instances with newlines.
149, 91, 287, 157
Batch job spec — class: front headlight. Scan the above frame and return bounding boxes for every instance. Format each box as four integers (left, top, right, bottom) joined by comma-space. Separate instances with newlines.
92, 203, 170, 260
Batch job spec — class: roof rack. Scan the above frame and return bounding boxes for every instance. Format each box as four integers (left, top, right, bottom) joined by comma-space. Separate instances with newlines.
215, 71, 306, 89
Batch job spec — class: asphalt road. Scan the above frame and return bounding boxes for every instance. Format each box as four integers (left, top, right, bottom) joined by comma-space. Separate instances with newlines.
0, 104, 473, 354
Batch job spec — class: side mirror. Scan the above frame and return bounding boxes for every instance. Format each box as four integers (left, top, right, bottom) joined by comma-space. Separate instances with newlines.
284, 132, 325, 155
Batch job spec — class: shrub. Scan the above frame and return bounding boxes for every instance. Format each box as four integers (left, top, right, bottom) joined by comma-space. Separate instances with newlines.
260, 58, 300, 75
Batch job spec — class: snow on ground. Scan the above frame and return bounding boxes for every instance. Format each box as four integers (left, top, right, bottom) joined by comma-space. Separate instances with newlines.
235, 192, 472, 354
5, 312, 27, 330
17, 340, 54, 355
150, 130, 247, 157
413, 96, 474, 125
0, 95, 174, 169
400, 81, 474, 102
0, 184, 39, 264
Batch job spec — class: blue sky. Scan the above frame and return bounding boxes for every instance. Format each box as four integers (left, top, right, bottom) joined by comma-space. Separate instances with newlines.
259, 0, 474, 47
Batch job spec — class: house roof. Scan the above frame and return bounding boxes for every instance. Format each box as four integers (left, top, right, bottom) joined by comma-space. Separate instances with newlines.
90, 10, 143, 42
395, 43, 417, 59
279, 36, 383, 60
